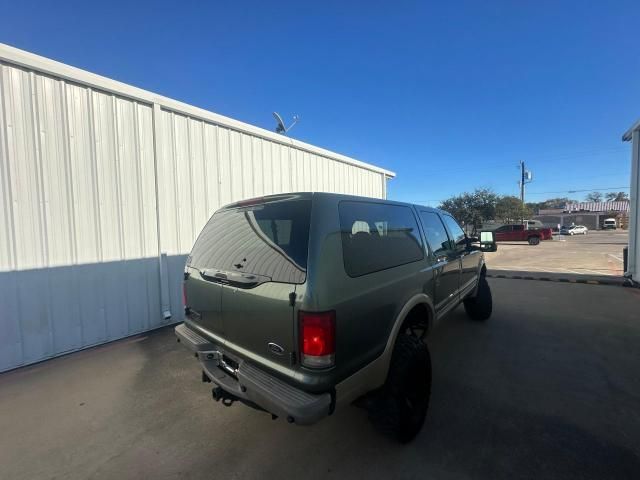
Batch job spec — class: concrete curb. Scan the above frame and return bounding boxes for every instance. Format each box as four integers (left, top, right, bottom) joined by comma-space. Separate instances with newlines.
486, 271, 628, 287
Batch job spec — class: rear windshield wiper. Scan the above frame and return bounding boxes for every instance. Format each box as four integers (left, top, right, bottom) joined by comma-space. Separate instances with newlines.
199, 268, 271, 289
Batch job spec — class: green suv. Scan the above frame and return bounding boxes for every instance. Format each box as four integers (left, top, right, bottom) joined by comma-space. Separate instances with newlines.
175, 192, 495, 442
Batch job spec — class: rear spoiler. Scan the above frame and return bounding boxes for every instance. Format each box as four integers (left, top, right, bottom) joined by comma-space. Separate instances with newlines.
223, 193, 312, 210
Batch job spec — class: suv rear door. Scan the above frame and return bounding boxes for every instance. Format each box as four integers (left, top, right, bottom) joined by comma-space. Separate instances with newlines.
336, 200, 428, 372
185, 194, 312, 369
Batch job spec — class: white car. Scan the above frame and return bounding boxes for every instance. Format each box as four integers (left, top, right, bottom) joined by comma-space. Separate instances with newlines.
566, 225, 588, 235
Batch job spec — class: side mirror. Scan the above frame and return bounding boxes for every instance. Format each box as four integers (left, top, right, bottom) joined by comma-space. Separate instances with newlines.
478, 231, 497, 252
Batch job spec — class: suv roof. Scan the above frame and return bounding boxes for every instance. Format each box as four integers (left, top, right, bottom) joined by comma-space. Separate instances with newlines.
222, 191, 446, 215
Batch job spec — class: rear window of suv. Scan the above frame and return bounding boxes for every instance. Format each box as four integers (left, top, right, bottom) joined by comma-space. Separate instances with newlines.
339, 201, 424, 277
188, 198, 311, 284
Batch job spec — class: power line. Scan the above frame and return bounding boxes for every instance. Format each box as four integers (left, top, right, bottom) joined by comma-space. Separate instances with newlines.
526, 186, 630, 196
405, 185, 630, 204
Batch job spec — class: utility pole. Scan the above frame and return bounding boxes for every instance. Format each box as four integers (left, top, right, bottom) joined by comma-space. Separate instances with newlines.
520, 160, 525, 206
519, 160, 533, 223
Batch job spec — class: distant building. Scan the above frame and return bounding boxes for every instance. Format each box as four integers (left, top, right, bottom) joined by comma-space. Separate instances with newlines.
565, 201, 630, 213
537, 208, 565, 215
533, 201, 629, 231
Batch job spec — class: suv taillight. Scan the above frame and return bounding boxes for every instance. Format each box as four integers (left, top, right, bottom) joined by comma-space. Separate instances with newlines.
299, 311, 335, 368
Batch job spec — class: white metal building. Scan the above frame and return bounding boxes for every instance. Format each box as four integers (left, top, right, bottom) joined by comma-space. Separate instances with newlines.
0, 44, 395, 372
623, 119, 640, 285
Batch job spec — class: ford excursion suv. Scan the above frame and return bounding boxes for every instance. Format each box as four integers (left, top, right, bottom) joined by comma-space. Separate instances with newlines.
175, 192, 496, 442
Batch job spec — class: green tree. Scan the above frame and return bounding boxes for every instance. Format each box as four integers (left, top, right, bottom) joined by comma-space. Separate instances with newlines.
496, 196, 532, 223
605, 191, 628, 202
525, 201, 543, 214
527, 197, 577, 214
438, 196, 468, 224
585, 191, 603, 202
541, 197, 576, 209
438, 188, 499, 230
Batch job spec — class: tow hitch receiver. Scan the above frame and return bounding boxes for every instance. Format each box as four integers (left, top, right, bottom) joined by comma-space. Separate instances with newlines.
211, 385, 273, 416
212, 386, 238, 406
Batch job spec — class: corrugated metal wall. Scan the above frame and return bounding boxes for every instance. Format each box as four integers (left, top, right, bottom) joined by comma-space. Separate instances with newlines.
623, 123, 639, 283
154, 109, 385, 256
0, 44, 393, 372
0, 62, 162, 371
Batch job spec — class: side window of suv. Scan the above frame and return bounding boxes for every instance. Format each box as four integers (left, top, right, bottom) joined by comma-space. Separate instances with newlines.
419, 211, 451, 256
441, 215, 467, 252
339, 201, 424, 277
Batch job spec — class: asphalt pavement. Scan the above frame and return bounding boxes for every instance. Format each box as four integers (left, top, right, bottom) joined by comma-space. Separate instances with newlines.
1, 278, 639, 480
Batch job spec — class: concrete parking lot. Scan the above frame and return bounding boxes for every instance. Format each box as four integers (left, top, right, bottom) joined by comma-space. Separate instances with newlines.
485, 230, 628, 276
1, 278, 639, 480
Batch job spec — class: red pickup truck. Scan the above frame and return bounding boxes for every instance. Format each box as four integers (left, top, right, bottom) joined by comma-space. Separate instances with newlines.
493, 224, 552, 245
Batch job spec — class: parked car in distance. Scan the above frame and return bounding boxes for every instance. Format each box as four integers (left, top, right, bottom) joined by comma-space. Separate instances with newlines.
562, 225, 588, 235
175, 192, 497, 443
603, 218, 617, 230
524, 219, 545, 229
493, 224, 553, 245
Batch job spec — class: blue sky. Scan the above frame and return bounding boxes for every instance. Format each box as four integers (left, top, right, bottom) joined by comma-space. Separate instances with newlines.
2, 0, 638, 205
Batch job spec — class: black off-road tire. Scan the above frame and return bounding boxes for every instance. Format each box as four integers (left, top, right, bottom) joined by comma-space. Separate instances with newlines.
528, 236, 540, 245
369, 334, 431, 443
463, 275, 492, 321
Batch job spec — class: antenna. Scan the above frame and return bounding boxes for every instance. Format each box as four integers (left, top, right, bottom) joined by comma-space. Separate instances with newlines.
272, 112, 300, 135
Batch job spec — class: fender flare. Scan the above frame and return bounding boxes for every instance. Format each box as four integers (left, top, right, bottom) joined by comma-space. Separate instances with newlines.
334, 293, 435, 406
384, 293, 436, 355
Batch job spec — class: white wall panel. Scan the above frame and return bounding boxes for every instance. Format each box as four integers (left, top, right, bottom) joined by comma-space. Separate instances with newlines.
3, 66, 44, 271
0, 61, 164, 372
36, 74, 73, 268
93, 91, 120, 262
154, 108, 387, 258
632, 129, 639, 281
66, 83, 99, 265
0, 43, 393, 372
